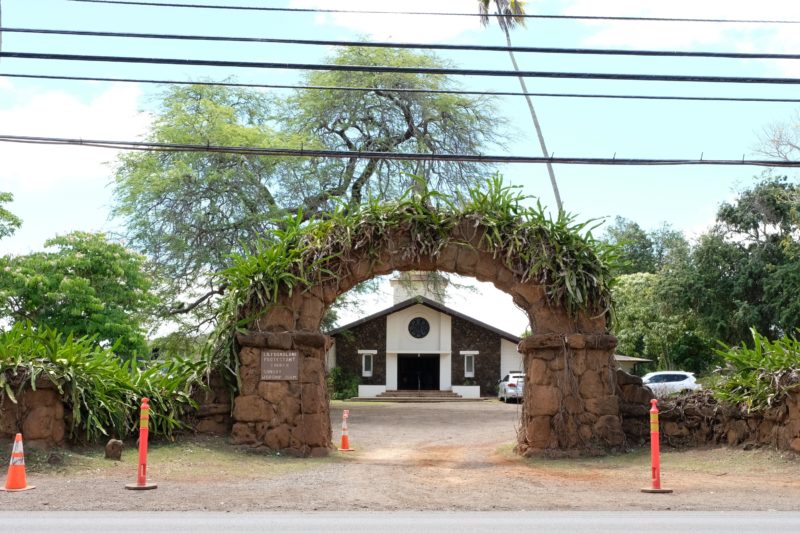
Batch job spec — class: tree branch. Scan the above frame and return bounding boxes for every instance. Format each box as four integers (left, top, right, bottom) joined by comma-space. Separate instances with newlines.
168, 284, 228, 315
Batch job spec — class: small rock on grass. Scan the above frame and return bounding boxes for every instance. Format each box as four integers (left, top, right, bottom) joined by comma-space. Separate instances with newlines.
105, 439, 123, 460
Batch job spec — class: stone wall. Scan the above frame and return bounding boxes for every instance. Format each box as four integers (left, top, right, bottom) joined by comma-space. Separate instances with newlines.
615, 369, 654, 446
193, 371, 233, 436
0, 379, 66, 450
516, 333, 625, 456
232, 331, 332, 457
615, 371, 800, 454
332, 317, 387, 387
657, 390, 800, 452
450, 315, 502, 395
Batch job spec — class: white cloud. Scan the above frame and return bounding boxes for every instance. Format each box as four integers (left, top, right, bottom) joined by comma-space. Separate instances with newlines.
560, 1, 800, 75
0, 83, 150, 191
563, 1, 795, 47
288, 0, 483, 42
0, 77, 12, 91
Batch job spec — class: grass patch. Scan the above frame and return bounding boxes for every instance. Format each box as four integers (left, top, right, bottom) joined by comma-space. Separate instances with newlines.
23, 435, 337, 480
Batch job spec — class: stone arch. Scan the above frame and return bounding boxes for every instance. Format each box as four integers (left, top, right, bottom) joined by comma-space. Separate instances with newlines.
230, 188, 624, 457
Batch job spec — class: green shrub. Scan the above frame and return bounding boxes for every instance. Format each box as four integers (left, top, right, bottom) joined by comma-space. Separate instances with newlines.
712, 328, 800, 412
327, 366, 359, 400
0, 322, 206, 441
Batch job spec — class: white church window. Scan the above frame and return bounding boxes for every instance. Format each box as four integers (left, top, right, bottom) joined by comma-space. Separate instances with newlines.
461, 350, 478, 378
359, 349, 376, 377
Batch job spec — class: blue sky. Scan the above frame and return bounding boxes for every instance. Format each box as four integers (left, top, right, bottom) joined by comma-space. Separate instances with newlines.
2, 0, 799, 333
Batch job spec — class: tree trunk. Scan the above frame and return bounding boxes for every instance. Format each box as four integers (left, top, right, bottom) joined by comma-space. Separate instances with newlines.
503, 30, 563, 213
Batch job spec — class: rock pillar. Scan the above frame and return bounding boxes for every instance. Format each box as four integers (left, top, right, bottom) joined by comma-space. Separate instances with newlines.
232, 331, 332, 457
516, 333, 625, 456
1, 378, 66, 450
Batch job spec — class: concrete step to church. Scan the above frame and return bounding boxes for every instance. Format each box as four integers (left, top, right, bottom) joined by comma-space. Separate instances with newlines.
349, 390, 488, 402
379, 390, 462, 397
349, 397, 487, 402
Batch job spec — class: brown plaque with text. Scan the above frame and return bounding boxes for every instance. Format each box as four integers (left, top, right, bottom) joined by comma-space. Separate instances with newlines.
260, 350, 300, 381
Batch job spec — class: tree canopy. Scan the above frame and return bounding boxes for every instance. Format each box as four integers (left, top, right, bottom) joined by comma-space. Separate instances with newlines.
112, 47, 505, 321
669, 176, 800, 343
603, 217, 688, 275
0, 232, 158, 358
0, 192, 22, 240
611, 176, 800, 374
612, 272, 712, 374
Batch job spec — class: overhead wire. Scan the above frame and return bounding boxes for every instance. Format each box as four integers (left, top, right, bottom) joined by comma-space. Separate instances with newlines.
0, 134, 795, 168
5, 51, 800, 84
3, 72, 800, 104
3, 26, 800, 60
3, 4, 793, 172
66, 0, 800, 24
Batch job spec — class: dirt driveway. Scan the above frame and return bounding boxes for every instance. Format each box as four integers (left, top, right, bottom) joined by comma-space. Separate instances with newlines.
2, 401, 799, 511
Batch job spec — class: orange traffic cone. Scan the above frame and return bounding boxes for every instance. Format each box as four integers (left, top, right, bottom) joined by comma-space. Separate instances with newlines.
2, 433, 35, 492
338, 409, 354, 452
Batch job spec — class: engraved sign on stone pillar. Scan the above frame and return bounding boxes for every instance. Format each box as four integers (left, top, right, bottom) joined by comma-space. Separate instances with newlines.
260, 350, 299, 381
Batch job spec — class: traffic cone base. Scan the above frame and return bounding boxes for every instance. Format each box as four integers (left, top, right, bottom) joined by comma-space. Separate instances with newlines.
124, 482, 158, 490
1, 485, 36, 492
641, 488, 673, 493
2, 433, 35, 492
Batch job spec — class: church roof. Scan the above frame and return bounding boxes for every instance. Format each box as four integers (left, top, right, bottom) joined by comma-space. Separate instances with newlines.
326, 296, 522, 344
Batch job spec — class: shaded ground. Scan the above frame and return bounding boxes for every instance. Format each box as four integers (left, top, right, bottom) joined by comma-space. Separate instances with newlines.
2, 401, 799, 511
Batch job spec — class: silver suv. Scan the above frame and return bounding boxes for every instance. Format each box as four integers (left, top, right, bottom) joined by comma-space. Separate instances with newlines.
498, 372, 525, 403
642, 371, 701, 397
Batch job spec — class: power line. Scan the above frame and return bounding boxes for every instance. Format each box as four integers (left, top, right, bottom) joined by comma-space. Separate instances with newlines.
66, 0, 800, 25
5, 51, 800, 85
4, 26, 800, 60
5, 72, 800, 104
0, 134, 795, 168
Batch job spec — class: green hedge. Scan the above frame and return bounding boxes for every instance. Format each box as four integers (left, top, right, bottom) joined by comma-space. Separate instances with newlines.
0, 322, 206, 442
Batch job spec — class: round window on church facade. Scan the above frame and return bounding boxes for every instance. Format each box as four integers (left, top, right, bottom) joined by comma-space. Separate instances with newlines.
408, 317, 430, 339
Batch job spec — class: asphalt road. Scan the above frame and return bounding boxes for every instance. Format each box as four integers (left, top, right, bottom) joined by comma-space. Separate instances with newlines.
2, 511, 799, 532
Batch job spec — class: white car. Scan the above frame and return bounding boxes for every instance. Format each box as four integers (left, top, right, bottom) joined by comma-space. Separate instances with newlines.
498, 372, 525, 403
642, 371, 701, 397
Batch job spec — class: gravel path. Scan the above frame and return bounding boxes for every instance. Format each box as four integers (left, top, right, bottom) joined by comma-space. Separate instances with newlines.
2, 401, 799, 511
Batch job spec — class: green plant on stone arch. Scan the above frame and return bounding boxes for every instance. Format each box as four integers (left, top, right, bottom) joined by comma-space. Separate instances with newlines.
207, 177, 617, 384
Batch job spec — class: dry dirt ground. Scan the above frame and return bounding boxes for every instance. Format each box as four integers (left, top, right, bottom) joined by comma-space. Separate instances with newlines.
2, 401, 799, 511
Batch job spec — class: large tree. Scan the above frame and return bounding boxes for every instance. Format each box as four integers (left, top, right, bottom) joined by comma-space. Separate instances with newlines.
112, 83, 299, 318
0, 232, 158, 357
665, 176, 800, 344
112, 46, 504, 321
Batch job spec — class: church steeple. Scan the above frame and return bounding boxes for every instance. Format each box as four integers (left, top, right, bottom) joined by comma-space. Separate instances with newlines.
389, 271, 449, 304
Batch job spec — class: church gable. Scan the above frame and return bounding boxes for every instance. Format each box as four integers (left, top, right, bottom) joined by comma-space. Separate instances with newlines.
386, 304, 451, 355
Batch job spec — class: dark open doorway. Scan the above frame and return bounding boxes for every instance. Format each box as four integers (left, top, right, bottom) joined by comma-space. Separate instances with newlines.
397, 354, 440, 390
